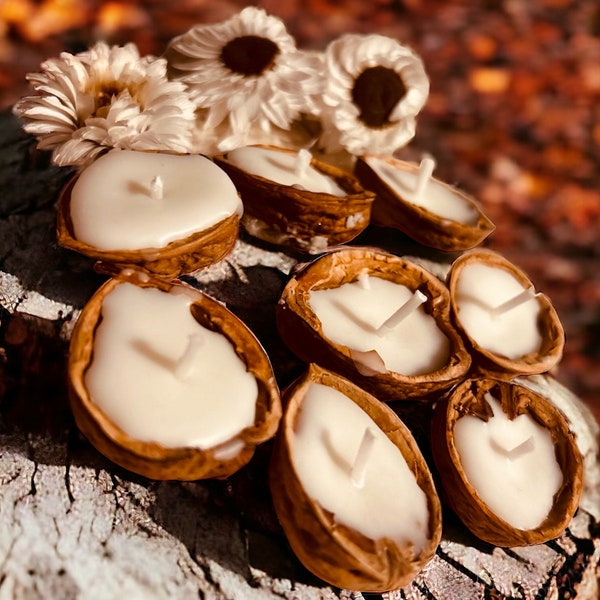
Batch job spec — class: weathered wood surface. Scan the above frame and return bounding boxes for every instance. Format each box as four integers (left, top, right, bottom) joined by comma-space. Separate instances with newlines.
0, 110, 598, 599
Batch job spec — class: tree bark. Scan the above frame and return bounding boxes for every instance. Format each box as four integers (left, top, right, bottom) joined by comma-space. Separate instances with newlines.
0, 110, 598, 599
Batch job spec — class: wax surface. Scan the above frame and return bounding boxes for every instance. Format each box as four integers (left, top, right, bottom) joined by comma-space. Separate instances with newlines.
291, 382, 430, 549
454, 262, 542, 359
227, 146, 346, 196
85, 283, 258, 448
70, 150, 242, 250
454, 394, 563, 530
309, 276, 449, 375
366, 157, 477, 224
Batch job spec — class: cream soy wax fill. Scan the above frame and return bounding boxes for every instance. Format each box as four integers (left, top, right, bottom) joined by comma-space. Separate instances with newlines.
355, 155, 495, 251
448, 249, 564, 378
214, 146, 375, 254
430, 378, 583, 547
58, 150, 243, 278
68, 271, 281, 480
277, 247, 470, 400
269, 364, 442, 592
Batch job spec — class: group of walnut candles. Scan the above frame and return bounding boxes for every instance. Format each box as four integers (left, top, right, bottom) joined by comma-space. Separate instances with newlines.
13, 7, 584, 594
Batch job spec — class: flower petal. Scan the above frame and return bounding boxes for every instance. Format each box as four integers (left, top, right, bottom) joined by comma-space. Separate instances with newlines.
165, 8, 323, 139
318, 33, 429, 155
15, 41, 196, 167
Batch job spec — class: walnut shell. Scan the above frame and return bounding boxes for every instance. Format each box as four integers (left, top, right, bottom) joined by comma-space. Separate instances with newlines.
354, 156, 495, 251
213, 146, 375, 254
68, 271, 281, 480
269, 363, 442, 592
57, 175, 240, 279
430, 378, 583, 546
276, 247, 471, 400
448, 249, 564, 378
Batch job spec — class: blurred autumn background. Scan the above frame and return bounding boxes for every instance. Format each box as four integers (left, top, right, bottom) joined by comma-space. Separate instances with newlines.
0, 0, 599, 423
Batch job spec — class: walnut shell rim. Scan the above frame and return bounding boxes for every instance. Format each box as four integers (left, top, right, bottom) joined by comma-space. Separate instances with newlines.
68, 272, 282, 481
276, 246, 471, 400
355, 156, 495, 252
213, 145, 375, 254
448, 248, 565, 377
57, 175, 240, 279
269, 363, 442, 592
430, 377, 583, 547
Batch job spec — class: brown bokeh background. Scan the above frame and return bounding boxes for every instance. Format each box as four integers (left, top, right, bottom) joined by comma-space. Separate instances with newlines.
1, 0, 599, 423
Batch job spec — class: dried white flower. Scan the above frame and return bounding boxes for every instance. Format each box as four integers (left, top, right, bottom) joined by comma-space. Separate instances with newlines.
318, 34, 429, 156
13, 42, 196, 167
166, 7, 324, 152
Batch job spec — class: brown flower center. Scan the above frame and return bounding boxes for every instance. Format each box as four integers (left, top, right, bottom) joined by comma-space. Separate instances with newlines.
96, 83, 123, 109
220, 35, 280, 76
351, 66, 407, 128
90, 81, 141, 119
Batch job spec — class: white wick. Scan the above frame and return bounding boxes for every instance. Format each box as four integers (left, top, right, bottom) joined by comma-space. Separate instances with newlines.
356, 272, 371, 290
377, 289, 428, 335
150, 175, 164, 202
491, 286, 537, 317
414, 156, 436, 201
484, 392, 536, 459
174, 333, 204, 380
351, 427, 377, 488
491, 435, 535, 460
295, 149, 312, 180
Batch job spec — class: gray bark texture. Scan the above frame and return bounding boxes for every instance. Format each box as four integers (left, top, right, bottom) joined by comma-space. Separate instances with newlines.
0, 110, 598, 599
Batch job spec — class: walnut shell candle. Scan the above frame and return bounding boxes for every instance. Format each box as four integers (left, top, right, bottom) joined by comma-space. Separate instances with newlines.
213, 145, 375, 254
269, 364, 442, 592
57, 150, 242, 279
68, 271, 281, 480
354, 156, 495, 251
277, 247, 471, 400
448, 249, 564, 378
430, 378, 583, 547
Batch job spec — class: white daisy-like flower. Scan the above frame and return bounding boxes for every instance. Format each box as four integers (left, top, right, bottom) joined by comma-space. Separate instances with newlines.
165, 7, 324, 152
13, 42, 196, 167
318, 34, 430, 156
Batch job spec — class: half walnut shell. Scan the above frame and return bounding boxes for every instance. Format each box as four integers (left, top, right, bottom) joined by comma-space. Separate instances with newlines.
448, 249, 564, 378
269, 364, 442, 592
68, 271, 281, 480
57, 175, 240, 279
213, 145, 375, 254
354, 156, 494, 251
276, 247, 471, 400
430, 378, 583, 546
